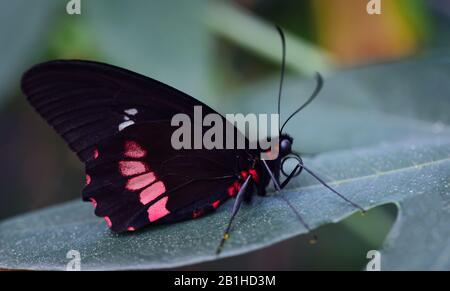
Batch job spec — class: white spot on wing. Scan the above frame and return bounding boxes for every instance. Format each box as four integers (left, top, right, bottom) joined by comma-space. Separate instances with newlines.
125, 108, 138, 115
119, 120, 135, 131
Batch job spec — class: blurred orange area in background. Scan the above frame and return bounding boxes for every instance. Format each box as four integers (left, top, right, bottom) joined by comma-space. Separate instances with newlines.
312, 0, 426, 65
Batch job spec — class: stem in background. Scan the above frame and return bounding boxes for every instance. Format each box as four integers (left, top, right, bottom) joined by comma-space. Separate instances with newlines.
204, 1, 336, 77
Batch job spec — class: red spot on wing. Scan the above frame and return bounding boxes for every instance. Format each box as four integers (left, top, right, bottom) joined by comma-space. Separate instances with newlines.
86, 174, 91, 185
104, 216, 112, 228
227, 184, 236, 197
193, 209, 204, 219
234, 181, 241, 192
124, 141, 147, 158
119, 161, 147, 176
227, 185, 236, 197
93, 149, 99, 160
212, 200, 220, 209
227, 181, 241, 197
126, 172, 156, 191
240, 170, 249, 180
90, 198, 97, 208
148, 196, 170, 222
139, 181, 166, 205
249, 168, 259, 183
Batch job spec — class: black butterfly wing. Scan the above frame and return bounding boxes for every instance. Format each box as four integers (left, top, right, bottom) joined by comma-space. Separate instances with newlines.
22, 60, 255, 232
21, 60, 221, 162
85, 121, 251, 232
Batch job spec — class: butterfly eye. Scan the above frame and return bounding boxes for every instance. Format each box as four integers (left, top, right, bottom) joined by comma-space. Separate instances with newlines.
280, 138, 292, 155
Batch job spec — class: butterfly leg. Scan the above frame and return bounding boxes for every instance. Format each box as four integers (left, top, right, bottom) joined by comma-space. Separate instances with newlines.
280, 164, 301, 189
261, 159, 317, 242
299, 164, 365, 212
216, 175, 253, 255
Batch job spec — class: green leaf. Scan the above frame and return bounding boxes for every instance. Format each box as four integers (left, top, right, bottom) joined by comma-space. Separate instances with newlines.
1, 58, 448, 270
204, 1, 335, 76
0, 135, 448, 270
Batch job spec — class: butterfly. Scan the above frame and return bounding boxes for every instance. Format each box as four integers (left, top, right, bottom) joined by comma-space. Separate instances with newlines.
21, 27, 364, 254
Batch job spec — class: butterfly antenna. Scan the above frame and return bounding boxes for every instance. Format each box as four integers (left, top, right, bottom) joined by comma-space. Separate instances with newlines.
275, 25, 286, 135
280, 73, 323, 133
300, 163, 366, 212
261, 159, 318, 243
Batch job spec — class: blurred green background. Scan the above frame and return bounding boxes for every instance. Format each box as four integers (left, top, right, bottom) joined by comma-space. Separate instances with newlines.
0, 0, 449, 270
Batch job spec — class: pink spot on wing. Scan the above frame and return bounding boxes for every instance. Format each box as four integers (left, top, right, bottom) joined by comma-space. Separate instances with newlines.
126, 172, 156, 191
212, 200, 220, 209
148, 196, 170, 222
104, 216, 112, 228
249, 168, 259, 183
240, 170, 249, 180
90, 198, 97, 208
227, 184, 236, 197
93, 149, 99, 160
127, 226, 135, 232
119, 161, 147, 177
234, 181, 241, 191
139, 181, 166, 205
227, 181, 241, 197
124, 141, 147, 158
193, 209, 203, 219
86, 174, 91, 185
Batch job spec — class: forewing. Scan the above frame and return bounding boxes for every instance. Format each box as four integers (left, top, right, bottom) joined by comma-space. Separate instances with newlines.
22, 60, 222, 161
